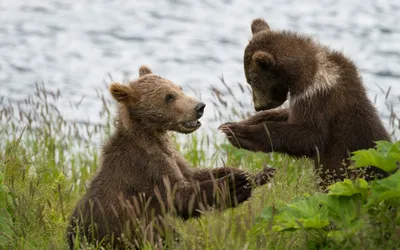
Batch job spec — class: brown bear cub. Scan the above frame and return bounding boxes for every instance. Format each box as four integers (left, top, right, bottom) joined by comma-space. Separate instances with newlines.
219, 18, 391, 187
66, 65, 275, 249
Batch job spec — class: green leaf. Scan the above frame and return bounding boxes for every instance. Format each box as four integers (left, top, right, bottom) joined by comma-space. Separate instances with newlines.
375, 141, 400, 157
320, 196, 362, 228
0, 182, 13, 247
350, 141, 400, 173
272, 194, 330, 231
367, 171, 400, 206
251, 205, 281, 235
328, 179, 369, 197
396, 210, 400, 226
327, 219, 365, 243
258, 205, 274, 220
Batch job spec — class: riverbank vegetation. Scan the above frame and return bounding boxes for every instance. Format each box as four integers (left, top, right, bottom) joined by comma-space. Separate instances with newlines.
1, 81, 399, 249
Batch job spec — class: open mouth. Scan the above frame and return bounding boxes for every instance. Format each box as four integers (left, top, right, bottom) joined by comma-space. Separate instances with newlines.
182, 120, 201, 129
176, 120, 202, 134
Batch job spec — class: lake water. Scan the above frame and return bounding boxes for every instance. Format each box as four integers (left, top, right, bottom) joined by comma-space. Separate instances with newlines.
1, 0, 400, 139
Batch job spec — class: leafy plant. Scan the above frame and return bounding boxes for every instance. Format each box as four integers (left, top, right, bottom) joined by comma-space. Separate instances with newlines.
254, 140, 400, 248
350, 140, 400, 173
271, 194, 330, 232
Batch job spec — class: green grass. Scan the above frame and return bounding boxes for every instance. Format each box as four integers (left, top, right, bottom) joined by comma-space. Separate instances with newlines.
0, 82, 399, 250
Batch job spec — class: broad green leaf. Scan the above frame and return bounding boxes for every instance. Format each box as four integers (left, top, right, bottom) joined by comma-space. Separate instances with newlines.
397, 210, 400, 226
328, 179, 369, 197
367, 171, 400, 206
0, 183, 13, 247
327, 219, 365, 243
272, 195, 330, 231
320, 195, 362, 227
0, 183, 13, 213
257, 205, 275, 222
375, 141, 400, 157
350, 141, 400, 172
251, 205, 278, 234
0, 210, 13, 242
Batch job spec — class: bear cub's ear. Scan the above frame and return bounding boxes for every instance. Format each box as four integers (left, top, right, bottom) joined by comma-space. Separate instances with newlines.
109, 82, 131, 103
252, 51, 275, 68
251, 18, 271, 35
139, 65, 153, 77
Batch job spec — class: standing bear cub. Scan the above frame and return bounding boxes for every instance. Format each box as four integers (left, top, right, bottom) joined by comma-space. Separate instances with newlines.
219, 18, 391, 186
67, 65, 275, 249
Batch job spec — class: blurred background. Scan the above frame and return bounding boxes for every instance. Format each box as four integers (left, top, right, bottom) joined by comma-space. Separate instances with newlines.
1, 0, 399, 135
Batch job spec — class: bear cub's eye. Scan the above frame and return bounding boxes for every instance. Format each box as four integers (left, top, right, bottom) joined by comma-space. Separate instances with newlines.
165, 94, 175, 103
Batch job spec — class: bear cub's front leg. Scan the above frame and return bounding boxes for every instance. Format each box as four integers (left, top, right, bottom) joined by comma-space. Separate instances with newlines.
220, 108, 289, 128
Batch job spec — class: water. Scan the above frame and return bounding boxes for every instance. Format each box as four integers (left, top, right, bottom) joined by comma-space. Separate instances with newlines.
1, 0, 400, 137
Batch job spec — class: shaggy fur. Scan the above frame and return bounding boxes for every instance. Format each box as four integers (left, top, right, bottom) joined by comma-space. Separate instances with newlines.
219, 18, 391, 187
66, 65, 275, 249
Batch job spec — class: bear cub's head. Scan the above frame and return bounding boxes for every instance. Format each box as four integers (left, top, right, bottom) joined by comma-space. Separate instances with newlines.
109, 65, 206, 134
244, 18, 318, 111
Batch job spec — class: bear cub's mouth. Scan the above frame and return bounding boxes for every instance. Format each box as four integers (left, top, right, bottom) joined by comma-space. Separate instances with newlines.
182, 120, 201, 129
176, 120, 202, 134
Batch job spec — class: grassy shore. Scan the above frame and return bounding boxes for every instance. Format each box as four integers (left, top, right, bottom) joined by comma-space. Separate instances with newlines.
0, 82, 399, 250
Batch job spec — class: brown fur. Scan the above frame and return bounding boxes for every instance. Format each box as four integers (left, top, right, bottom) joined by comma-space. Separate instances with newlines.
66, 65, 275, 249
219, 18, 391, 187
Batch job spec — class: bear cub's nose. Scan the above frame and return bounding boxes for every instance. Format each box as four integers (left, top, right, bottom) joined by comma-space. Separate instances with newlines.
194, 102, 206, 119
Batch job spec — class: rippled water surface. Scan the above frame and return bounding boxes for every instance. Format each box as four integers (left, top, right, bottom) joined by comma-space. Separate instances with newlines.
1, 0, 400, 135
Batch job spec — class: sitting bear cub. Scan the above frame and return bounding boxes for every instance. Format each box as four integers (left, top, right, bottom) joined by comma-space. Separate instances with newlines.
66, 65, 275, 249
